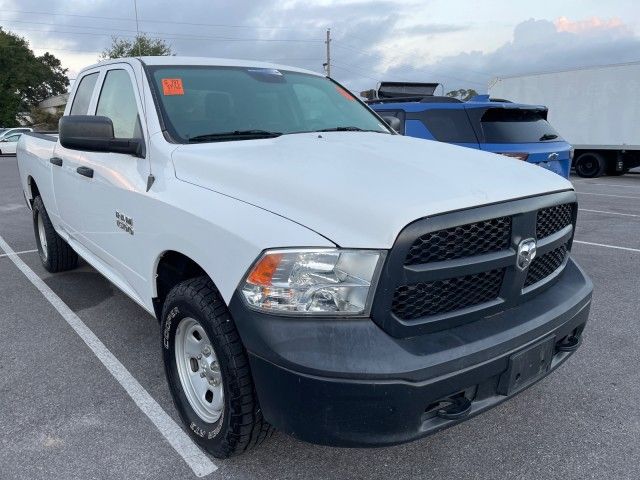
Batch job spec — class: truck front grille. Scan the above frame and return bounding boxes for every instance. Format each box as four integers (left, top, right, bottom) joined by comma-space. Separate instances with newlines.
371, 192, 578, 337
536, 203, 575, 239
392, 269, 504, 320
524, 243, 569, 287
405, 217, 511, 265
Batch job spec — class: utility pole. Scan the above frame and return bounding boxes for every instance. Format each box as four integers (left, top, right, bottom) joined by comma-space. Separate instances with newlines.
324, 28, 331, 77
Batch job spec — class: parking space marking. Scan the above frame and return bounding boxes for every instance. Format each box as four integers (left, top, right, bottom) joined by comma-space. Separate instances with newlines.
574, 240, 640, 253
0, 248, 37, 259
579, 209, 640, 218
0, 235, 218, 478
576, 191, 640, 200
574, 182, 640, 190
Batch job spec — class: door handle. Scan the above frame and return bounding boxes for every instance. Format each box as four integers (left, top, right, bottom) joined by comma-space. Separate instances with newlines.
76, 166, 94, 178
50, 157, 63, 166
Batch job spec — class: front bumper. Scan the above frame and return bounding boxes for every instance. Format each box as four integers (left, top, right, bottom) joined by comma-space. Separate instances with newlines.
230, 258, 592, 447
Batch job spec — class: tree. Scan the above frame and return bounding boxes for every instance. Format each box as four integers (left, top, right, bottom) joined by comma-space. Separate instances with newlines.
445, 88, 478, 101
0, 28, 69, 127
101, 34, 173, 59
28, 105, 65, 131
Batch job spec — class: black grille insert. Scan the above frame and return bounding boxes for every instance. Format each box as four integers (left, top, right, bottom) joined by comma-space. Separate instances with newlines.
391, 269, 505, 320
536, 203, 574, 240
525, 243, 568, 287
405, 217, 512, 265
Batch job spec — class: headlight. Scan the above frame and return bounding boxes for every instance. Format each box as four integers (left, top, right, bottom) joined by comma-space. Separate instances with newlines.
241, 248, 385, 315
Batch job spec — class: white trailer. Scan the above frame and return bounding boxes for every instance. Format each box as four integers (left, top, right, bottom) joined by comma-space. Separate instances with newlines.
489, 62, 640, 177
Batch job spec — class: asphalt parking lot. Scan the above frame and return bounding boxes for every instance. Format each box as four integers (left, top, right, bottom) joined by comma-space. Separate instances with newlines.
1, 154, 639, 480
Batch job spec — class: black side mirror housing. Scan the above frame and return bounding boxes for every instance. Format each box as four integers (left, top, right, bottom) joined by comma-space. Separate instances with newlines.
380, 115, 402, 133
59, 115, 144, 157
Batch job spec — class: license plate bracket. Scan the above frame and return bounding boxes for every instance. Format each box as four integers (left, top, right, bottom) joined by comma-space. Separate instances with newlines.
497, 336, 555, 396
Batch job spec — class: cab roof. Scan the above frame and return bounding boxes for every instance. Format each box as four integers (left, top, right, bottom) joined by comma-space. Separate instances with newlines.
80, 56, 323, 78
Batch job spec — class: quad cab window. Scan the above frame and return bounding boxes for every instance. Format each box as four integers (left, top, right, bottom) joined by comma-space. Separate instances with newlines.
70, 72, 99, 115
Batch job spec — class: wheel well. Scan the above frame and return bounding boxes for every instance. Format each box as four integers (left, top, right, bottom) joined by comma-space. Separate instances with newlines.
153, 251, 207, 320
28, 176, 40, 205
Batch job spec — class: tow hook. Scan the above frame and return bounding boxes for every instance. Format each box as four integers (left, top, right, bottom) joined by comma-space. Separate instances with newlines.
436, 396, 472, 420
557, 335, 581, 353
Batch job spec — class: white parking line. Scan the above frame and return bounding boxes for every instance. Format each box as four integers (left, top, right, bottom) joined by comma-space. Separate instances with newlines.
576, 191, 640, 200
574, 181, 640, 190
579, 209, 640, 218
0, 248, 37, 258
0, 235, 217, 478
574, 240, 640, 253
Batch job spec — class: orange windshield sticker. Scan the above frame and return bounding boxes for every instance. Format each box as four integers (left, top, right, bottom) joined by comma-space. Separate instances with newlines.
335, 85, 355, 101
162, 78, 184, 96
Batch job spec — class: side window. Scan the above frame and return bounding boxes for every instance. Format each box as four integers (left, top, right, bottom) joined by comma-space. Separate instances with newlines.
5, 134, 21, 142
416, 109, 478, 143
70, 72, 99, 115
96, 69, 141, 139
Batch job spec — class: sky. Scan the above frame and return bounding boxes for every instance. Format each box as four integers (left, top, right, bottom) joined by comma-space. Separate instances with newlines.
0, 0, 638, 95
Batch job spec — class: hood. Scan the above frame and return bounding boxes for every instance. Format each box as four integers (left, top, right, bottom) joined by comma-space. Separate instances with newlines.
172, 132, 573, 248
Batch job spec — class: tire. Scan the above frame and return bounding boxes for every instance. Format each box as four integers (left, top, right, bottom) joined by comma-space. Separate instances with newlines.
161, 276, 273, 458
574, 152, 605, 178
32, 196, 79, 272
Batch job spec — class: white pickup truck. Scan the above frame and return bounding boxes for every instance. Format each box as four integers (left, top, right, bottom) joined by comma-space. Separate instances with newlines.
17, 56, 593, 458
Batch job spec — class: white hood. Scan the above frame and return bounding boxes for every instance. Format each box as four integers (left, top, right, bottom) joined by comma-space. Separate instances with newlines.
172, 132, 573, 248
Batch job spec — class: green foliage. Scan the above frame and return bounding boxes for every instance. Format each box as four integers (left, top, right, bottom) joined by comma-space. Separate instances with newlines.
101, 34, 174, 59
28, 105, 65, 131
0, 28, 69, 126
445, 88, 479, 101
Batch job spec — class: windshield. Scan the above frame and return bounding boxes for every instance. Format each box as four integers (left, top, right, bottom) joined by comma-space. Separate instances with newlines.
148, 66, 390, 142
479, 108, 563, 144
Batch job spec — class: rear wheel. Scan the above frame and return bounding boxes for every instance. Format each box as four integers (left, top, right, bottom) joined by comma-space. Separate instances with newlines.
574, 152, 605, 178
32, 196, 78, 272
161, 276, 273, 458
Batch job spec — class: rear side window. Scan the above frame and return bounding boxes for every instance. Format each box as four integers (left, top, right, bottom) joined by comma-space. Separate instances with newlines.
70, 72, 99, 115
96, 69, 141, 138
479, 108, 562, 143
415, 109, 477, 143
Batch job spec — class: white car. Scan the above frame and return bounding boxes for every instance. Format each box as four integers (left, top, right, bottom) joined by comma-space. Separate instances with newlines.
0, 127, 32, 141
17, 56, 593, 458
0, 132, 23, 155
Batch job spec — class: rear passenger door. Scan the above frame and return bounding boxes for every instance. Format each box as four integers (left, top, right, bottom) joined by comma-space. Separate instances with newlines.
52, 69, 100, 235
74, 65, 151, 300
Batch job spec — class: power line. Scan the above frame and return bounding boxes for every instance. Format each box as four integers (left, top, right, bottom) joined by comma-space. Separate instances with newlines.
0, 8, 326, 31
0, 24, 324, 44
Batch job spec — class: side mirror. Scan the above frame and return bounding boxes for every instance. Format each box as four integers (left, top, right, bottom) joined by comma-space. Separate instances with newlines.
380, 115, 402, 133
59, 115, 144, 157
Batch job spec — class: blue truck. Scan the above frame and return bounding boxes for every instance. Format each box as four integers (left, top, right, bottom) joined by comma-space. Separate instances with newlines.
367, 82, 572, 178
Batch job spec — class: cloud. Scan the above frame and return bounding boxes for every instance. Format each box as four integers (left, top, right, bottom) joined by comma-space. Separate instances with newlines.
1, 2, 638, 98
378, 17, 640, 95
399, 23, 468, 35
555, 16, 629, 35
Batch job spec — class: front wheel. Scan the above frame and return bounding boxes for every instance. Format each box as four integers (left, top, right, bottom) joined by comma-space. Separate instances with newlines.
161, 276, 273, 458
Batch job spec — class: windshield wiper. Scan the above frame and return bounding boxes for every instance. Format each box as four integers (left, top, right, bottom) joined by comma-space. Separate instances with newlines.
539, 133, 558, 141
315, 126, 387, 133
188, 130, 282, 142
